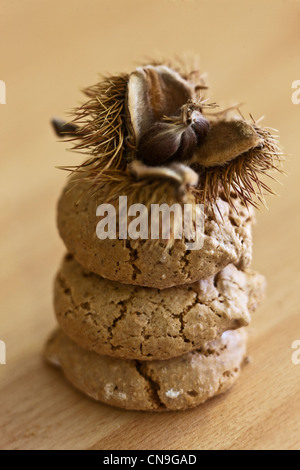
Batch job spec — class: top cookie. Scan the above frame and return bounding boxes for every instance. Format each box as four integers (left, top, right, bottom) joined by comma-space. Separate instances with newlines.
57, 177, 253, 289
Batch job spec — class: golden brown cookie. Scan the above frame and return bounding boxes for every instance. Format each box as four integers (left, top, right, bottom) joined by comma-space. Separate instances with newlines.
45, 328, 247, 411
57, 178, 254, 289
55, 254, 265, 360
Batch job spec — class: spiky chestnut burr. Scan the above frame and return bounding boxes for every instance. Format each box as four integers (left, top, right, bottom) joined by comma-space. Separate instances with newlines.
52, 62, 283, 211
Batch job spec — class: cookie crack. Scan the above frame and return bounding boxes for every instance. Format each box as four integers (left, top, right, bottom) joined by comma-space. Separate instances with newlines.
178, 297, 198, 344
107, 287, 141, 351
107, 301, 127, 349
125, 241, 141, 281
135, 362, 166, 410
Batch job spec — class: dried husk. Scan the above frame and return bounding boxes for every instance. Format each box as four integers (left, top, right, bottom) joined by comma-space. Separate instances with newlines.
57, 61, 283, 212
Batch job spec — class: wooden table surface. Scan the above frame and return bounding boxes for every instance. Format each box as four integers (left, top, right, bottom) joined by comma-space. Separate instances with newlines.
0, 0, 299, 450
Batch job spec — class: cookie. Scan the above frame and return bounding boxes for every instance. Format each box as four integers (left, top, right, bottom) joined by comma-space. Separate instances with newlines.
57, 178, 253, 288
55, 254, 265, 360
45, 328, 247, 411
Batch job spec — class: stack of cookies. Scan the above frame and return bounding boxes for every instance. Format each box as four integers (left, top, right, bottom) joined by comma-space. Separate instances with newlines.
45, 180, 265, 411
45, 63, 281, 411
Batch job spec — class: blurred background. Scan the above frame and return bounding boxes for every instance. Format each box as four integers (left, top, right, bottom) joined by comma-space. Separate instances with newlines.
0, 0, 299, 450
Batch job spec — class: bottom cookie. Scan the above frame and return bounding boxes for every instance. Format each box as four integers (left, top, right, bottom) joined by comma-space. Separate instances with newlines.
45, 328, 247, 411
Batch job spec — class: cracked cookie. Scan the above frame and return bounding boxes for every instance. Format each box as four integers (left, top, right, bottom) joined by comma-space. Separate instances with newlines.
45, 328, 247, 411
54, 254, 265, 360
57, 177, 254, 289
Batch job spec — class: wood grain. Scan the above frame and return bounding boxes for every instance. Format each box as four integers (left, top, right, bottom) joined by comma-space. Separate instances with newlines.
0, 0, 299, 450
